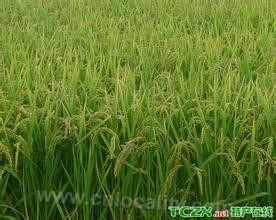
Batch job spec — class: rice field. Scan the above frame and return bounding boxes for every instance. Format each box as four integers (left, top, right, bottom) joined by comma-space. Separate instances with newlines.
0, 0, 275, 219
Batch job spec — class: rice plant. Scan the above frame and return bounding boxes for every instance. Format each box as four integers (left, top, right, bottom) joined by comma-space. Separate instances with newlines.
0, 0, 275, 219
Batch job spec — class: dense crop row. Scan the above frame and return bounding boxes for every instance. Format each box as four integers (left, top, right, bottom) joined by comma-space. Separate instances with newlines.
0, 0, 275, 219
